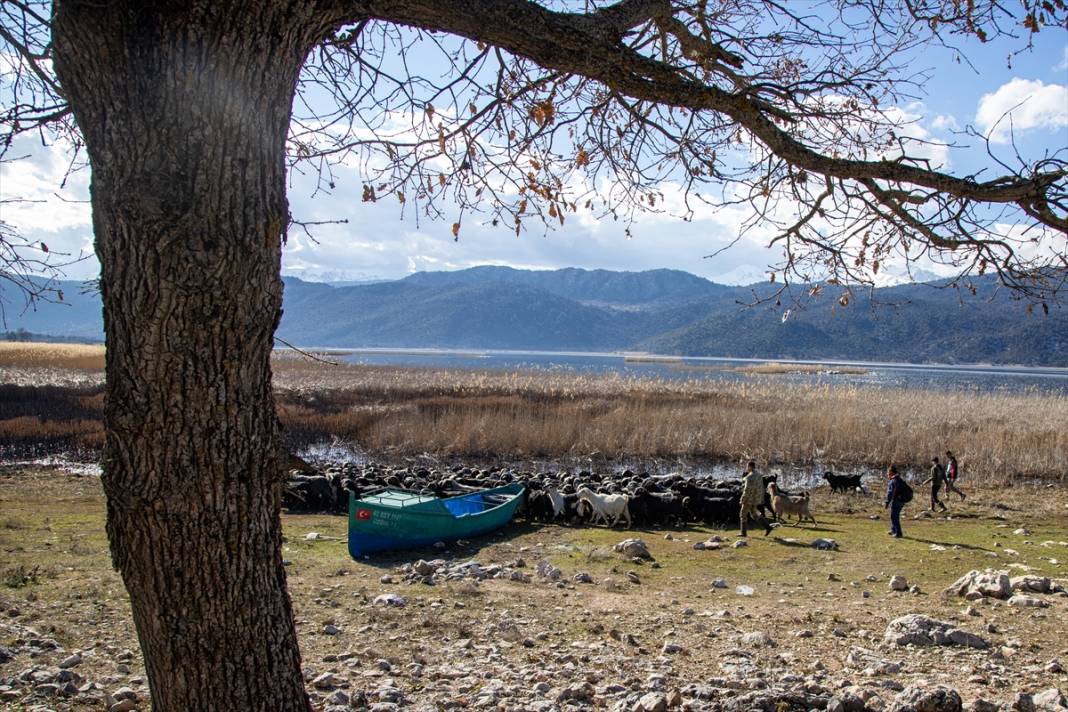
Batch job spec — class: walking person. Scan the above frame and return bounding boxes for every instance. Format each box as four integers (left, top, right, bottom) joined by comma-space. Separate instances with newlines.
921, 456, 949, 512
884, 465, 910, 538
944, 451, 966, 502
739, 461, 773, 537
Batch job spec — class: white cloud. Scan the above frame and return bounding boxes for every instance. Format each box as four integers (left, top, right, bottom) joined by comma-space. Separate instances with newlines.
975, 78, 1068, 143
929, 114, 960, 132
1056, 46, 1068, 72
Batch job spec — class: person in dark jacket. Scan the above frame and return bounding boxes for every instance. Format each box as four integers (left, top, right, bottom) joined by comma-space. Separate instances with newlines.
884, 466, 905, 538
921, 456, 949, 512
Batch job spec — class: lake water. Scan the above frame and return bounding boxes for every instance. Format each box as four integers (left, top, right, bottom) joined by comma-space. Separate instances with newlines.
329, 348, 1068, 395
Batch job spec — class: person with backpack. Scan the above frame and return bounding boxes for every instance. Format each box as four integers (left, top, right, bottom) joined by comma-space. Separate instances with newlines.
884, 465, 911, 538
921, 456, 949, 512
944, 451, 966, 502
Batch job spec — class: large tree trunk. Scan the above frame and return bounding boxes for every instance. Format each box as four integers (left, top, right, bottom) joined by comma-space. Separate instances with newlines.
52, 3, 331, 709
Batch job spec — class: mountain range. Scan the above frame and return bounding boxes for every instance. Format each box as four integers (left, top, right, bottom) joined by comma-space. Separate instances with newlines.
4, 266, 1066, 366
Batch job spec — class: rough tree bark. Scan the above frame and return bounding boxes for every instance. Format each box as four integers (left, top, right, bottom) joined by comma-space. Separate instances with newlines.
51, 2, 331, 709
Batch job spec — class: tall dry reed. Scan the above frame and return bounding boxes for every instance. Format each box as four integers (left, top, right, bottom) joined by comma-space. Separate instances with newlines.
270, 360, 1068, 480
1, 345, 1064, 480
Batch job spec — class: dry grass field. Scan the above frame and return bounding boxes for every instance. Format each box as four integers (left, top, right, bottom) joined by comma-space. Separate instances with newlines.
0, 342, 1066, 481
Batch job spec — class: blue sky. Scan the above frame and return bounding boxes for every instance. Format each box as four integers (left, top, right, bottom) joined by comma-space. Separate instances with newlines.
2, 15, 1066, 286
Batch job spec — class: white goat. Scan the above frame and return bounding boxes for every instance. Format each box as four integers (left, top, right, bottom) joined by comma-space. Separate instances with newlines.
545, 486, 567, 520
575, 486, 631, 528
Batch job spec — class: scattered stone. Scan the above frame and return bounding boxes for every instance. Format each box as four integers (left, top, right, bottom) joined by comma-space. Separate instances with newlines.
573, 572, 593, 584
890, 684, 962, 712
373, 593, 407, 608
636, 692, 668, 712
735, 585, 754, 597
312, 672, 340, 690
57, 653, 82, 669
556, 682, 595, 703
732, 539, 748, 549
1045, 660, 1064, 674
110, 701, 138, 712
711, 577, 728, 589
614, 539, 653, 560
112, 687, 137, 702
1013, 528, 1032, 536
883, 614, 988, 649
1008, 594, 1050, 608
945, 570, 1011, 600
741, 631, 776, 648
327, 690, 350, 706
535, 560, 562, 581
661, 642, 684, 655
813, 538, 839, 551
1032, 689, 1067, 710
626, 571, 641, 584
323, 624, 340, 635
889, 576, 909, 591
1011, 575, 1052, 594
413, 560, 437, 576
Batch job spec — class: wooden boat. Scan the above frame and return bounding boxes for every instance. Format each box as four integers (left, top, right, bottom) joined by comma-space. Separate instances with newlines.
348, 483, 526, 558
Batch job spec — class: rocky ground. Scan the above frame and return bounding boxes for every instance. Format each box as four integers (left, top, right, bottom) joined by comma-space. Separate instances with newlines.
0, 466, 1066, 712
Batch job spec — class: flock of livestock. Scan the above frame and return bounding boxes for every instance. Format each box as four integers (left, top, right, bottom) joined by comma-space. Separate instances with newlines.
283, 462, 867, 528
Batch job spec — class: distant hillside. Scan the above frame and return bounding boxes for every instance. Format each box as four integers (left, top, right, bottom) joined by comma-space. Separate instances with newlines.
4, 267, 1065, 365
0, 280, 103, 340
640, 282, 1068, 365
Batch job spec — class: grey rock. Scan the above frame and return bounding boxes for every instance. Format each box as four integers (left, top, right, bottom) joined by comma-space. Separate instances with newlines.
112, 687, 137, 701
556, 682, 595, 703
741, 631, 776, 648
412, 560, 437, 576
57, 653, 82, 670
661, 642, 684, 655
573, 572, 593, 584
889, 576, 908, 591
109, 701, 138, 712
883, 614, 987, 649
723, 689, 831, 712
890, 686, 962, 712
535, 560, 562, 581
813, 538, 839, 551
311, 672, 340, 690
969, 699, 999, 712
614, 539, 653, 560
635, 692, 668, 712
826, 691, 867, 712
1010, 575, 1051, 594
326, 690, 350, 706
373, 593, 407, 608
1007, 595, 1049, 608
944, 570, 1011, 600
1032, 689, 1067, 710
1011, 693, 1036, 712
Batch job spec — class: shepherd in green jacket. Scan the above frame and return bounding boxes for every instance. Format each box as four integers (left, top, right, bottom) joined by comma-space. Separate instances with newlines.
739, 461, 773, 537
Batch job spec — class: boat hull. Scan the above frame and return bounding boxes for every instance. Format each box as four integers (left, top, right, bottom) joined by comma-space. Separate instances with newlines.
348, 483, 525, 558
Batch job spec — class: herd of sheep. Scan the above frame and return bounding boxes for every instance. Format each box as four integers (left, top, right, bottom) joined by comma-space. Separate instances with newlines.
283, 462, 866, 528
